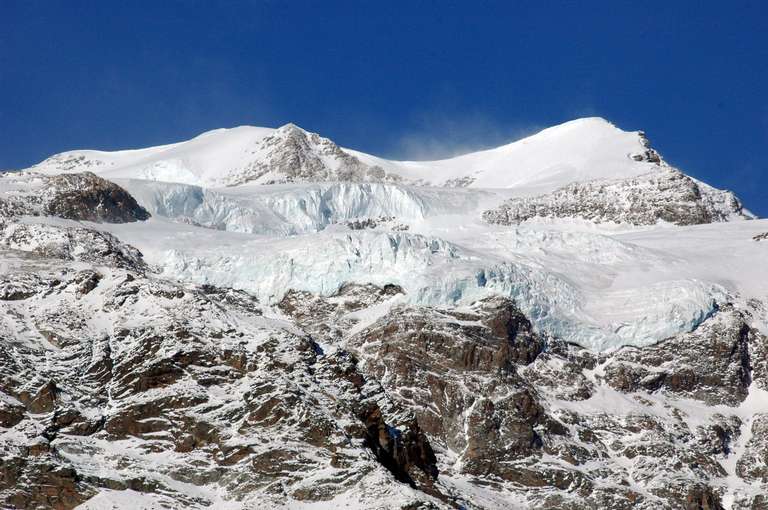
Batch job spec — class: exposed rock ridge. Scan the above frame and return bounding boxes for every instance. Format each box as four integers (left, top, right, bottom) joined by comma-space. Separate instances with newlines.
483, 168, 750, 226
0, 171, 150, 223
0, 221, 147, 271
0, 265, 446, 509
224, 124, 404, 186
3, 258, 768, 508
276, 286, 768, 508
1, 129, 766, 510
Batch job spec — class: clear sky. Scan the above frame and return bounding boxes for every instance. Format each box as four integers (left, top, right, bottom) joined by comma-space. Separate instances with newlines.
2, 1, 766, 215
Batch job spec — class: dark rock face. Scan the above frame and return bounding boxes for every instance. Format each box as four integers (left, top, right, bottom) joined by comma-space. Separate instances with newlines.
0, 264, 444, 508
737, 414, 768, 484
603, 305, 754, 406
1, 458, 94, 510
44, 172, 150, 222
0, 398, 25, 428
483, 168, 749, 226
0, 171, 150, 223
278, 282, 405, 342
481, 297, 548, 365
347, 297, 556, 481
696, 414, 742, 455
357, 396, 439, 488
341, 296, 768, 509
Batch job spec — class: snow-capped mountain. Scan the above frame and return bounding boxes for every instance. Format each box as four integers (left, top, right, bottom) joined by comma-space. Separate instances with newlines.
33, 117, 683, 191
32, 123, 400, 188
348, 117, 667, 189
2, 118, 767, 509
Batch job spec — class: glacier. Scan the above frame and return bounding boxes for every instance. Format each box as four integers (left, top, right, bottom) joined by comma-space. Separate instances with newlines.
90, 209, 732, 351
14, 116, 766, 352
4, 115, 768, 509
118, 179, 492, 236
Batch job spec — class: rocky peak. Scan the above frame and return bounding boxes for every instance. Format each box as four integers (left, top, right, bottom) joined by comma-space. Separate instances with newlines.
224, 124, 397, 186
275, 122, 304, 135
631, 131, 663, 164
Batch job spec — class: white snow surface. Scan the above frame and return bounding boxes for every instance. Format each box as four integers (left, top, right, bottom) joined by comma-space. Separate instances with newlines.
84, 190, 766, 352
32, 126, 275, 188
348, 117, 659, 189
33, 117, 657, 192
117, 179, 494, 235
18, 117, 766, 351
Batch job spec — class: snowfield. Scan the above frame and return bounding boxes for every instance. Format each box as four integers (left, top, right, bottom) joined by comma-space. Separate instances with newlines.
34, 117, 662, 191
15, 117, 765, 351
347, 117, 661, 189
89, 208, 766, 352
2, 116, 768, 510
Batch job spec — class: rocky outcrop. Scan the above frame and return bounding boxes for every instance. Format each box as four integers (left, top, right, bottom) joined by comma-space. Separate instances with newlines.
283, 290, 650, 505
0, 222, 147, 270
483, 168, 750, 226
340, 295, 768, 509
278, 282, 405, 342
0, 171, 149, 223
0, 260, 445, 508
630, 131, 663, 164
44, 172, 150, 222
347, 298, 559, 481
223, 124, 401, 186
737, 414, 768, 483
345, 216, 410, 231
602, 305, 754, 406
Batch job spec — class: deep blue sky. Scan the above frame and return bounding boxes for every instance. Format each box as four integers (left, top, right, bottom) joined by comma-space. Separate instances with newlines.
2, 1, 766, 215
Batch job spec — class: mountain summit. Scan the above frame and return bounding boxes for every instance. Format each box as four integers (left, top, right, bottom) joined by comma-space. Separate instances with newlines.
2, 118, 766, 509
32, 117, 689, 190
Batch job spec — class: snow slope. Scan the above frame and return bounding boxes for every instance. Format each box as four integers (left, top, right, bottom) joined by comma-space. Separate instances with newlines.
14, 116, 763, 351
32, 126, 275, 187
349, 117, 660, 190
4, 117, 768, 509
82, 207, 765, 352
32, 117, 662, 192
117, 179, 494, 235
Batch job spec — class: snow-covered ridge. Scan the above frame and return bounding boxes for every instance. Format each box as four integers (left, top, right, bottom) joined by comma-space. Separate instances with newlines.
30, 117, 675, 193
10, 116, 763, 353
349, 117, 665, 189
32, 123, 399, 188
